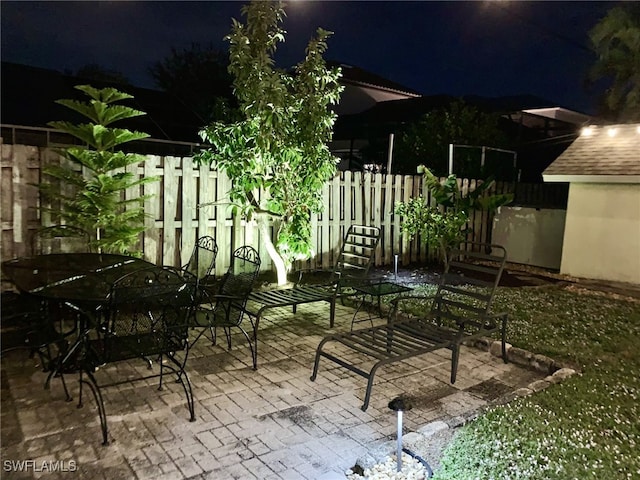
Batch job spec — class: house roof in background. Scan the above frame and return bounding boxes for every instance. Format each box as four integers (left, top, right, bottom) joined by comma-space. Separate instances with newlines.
341, 93, 562, 126
522, 107, 591, 126
543, 123, 640, 183
328, 61, 422, 97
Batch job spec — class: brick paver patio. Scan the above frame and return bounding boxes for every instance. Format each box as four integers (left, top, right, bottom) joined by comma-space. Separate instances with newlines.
1, 301, 543, 479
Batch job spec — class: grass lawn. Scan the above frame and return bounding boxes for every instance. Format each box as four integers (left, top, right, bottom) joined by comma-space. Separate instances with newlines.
418, 284, 640, 480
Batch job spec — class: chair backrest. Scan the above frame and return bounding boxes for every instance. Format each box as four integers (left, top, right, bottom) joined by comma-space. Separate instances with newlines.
32, 225, 91, 255
332, 225, 381, 284
183, 235, 218, 281
430, 243, 507, 329
221, 245, 261, 291
104, 266, 195, 362
212, 246, 261, 325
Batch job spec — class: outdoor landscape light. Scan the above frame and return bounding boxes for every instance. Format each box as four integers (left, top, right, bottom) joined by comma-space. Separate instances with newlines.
607, 128, 618, 137
394, 254, 399, 281
389, 396, 412, 472
581, 126, 594, 136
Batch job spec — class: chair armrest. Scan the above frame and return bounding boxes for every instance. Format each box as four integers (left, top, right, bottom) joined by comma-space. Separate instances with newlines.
387, 295, 437, 323
293, 267, 337, 286
390, 294, 437, 307
458, 311, 508, 332
196, 291, 245, 307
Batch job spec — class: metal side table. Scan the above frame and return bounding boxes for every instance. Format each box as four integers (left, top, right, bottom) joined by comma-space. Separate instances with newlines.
350, 280, 412, 330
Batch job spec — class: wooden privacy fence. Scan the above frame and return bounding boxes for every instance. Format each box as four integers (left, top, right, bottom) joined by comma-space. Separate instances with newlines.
2, 144, 503, 277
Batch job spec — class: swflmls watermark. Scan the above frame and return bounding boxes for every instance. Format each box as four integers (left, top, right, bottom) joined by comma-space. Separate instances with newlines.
3, 459, 77, 473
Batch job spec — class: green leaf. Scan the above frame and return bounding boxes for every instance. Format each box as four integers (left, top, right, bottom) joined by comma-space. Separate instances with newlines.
75, 84, 134, 103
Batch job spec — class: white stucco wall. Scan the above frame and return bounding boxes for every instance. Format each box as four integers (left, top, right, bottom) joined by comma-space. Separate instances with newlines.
492, 207, 566, 269
561, 183, 640, 284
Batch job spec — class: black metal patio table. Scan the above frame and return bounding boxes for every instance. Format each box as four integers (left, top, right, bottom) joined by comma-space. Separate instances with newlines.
1, 253, 156, 386
2, 254, 198, 445
2, 253, 155, 304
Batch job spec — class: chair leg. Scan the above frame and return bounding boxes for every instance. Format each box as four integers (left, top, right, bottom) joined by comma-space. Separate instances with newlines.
362, 363, 383, 412
501, 314, 509, 363
58, 373, 72, 402
79, 369, 109, 445
329, 298, 336, 328
237, 326, 256, 370
223, 327, 232, 350
158, 353, 165, 391
450, 345, 460, 384
310, 337, 332, 382
165, 354, 196, 422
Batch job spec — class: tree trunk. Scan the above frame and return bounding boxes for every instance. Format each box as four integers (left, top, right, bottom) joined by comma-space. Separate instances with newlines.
257, 218, 289, 285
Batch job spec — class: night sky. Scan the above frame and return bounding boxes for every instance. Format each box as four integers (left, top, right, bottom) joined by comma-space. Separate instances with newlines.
1, 1, 615, 114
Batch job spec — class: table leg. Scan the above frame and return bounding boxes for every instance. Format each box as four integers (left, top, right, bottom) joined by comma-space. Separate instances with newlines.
350, 293, 374, 331
251, 309, 266, 370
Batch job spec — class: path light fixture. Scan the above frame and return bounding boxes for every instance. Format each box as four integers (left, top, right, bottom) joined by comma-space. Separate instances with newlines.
394, 254, 399, 282
388, 396, 411, 472
388, 396, 434, 478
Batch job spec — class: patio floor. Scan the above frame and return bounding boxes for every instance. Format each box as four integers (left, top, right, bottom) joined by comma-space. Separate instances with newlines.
1, 300, 544, 480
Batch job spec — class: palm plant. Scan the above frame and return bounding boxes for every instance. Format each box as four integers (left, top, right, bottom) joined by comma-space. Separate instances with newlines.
589, 4, 640, 121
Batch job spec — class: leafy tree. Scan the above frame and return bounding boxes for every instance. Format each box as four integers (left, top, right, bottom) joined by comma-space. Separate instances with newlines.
149, 43, 236, 123
394, 167, 513, 260
589, 4, 640, 121
419, 166, 513, 213
40, 85, 158, 254
196, 0, 343, 285
394, 99, 508, 176
394, 197, 468, 261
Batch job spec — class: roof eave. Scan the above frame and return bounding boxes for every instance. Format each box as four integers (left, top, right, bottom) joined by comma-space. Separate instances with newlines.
342, 79, 421, 98
543, 174, 640, 184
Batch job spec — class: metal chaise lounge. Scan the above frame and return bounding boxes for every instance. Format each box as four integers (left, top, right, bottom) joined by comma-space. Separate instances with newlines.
311, 243, 509, 411
244, 225, 381, 368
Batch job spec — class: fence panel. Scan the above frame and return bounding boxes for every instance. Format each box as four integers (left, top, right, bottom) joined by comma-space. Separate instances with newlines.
2, 143, 564, 287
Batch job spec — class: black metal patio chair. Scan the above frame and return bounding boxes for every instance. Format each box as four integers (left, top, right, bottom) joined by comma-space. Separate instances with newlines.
295, 225, 381, 293
31, 225, 91, 255
182, 235, 218, 284
1, 291, 80, 401
181, 235, 219, 306
71, 265, 196, 445
189, 246, 261, 364
292, 224, 382, 313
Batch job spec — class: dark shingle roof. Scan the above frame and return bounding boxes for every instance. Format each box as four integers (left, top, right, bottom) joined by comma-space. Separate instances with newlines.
543, 123, 640, 178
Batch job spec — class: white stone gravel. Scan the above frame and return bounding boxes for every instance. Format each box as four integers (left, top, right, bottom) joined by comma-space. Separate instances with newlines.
346, 452, 430, 480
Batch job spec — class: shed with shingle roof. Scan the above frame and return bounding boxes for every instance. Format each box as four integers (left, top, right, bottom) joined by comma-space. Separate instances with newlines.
543, 123, 640, 183
541, 123, 640, 285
